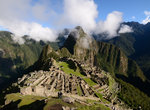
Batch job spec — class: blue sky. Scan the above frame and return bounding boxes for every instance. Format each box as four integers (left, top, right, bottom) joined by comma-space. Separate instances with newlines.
95, 0, 150, 22
31, 0, 150, 23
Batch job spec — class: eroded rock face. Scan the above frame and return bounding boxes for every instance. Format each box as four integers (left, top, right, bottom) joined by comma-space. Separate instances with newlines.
63, 26, 129, 73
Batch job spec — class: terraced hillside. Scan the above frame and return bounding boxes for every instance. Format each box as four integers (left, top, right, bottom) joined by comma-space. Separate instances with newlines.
1, 57, 128, 110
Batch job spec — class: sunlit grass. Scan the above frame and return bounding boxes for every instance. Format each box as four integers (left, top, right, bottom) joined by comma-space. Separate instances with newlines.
5, 93, 45, 107
83, 78, 97, 86
58, 61, 84, 77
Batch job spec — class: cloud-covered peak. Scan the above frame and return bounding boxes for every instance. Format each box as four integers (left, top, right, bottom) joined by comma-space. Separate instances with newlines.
119, 24, 133, 34
94, 11, 133, 39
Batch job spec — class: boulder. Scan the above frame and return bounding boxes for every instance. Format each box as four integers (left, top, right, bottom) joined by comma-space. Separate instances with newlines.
62, 97, 75, 104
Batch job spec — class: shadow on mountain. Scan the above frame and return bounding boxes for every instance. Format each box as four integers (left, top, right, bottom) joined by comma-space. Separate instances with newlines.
0, 57, 16, 90
116, 74, 150, 96
1, 99, 21, 110
0, 86, 20, 107
1, 100, 46, 110
46, 104, 63, 110
0, 56, 26, 92
19, 100, 46, 110
0, 57, 15, 75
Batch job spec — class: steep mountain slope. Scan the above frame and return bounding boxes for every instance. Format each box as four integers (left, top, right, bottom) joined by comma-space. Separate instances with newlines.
63, 27, 149, 96
100, 22, 150, 80
0, 31, 59, 90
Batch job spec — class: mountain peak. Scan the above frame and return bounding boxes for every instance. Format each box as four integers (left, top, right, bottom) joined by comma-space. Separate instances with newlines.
75, 26, 86, 38
63, 26, 87, 54
39, 45, 53, 61
75, 26, 84, 33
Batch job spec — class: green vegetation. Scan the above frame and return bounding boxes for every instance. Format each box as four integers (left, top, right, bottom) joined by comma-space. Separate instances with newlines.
0, 31, 59, 90
77, 85, 83, 96
83, 78, 97, 86
59, 47, 71, 57
58, 61, 84, 77
3, 93, 110, 110
117, 79, 150, 110
58, 61, 97, 87
77, 103, 110, 110
95, 93, 103, 100
5, 93, 45, 107
108, 74, 116, 91
106, 22, 150, 81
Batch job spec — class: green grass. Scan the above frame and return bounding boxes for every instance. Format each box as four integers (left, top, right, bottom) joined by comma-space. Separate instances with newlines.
98, 88, 104, 92
77, 103, 110, 110
83, 78, 97, 86
58, 61, 97, 86
107, 74, 115, 91
58, 61, 84, 77
95, 93, 103, 100
77, 85, 83, 96
4, 93, 110, 110
44, 98, 75, 110
5, 93, 45, 107
44, 97, 110, 110
95, 93, 110, 104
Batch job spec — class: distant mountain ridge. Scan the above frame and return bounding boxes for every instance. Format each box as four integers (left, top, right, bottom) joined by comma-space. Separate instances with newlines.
99, 22, 150, 80
0, 31, 59, 90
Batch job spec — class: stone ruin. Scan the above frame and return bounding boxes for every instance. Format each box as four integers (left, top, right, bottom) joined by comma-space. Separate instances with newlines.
17, 57, 119, 103
18, 65, 95, 98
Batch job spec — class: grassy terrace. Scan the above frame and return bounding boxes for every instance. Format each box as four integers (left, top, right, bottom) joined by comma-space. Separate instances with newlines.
58, 61, 84, 77
5, 93, 45, 107
58, 61, 97, 86
4, 93, 110, 110
83, 78, 97, 86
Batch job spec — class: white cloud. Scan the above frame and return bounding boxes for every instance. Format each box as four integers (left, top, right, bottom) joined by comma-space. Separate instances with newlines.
0, 0, 133, 42
62, 0, 98, 32
78, 35, 92, 49
0, 19, 57, 42
94, 11, 133, 39
119, 24, 133, 33
144, 11, 150, 16
0, 0, 57, 43
11, 34, 25, 44
95, 11, 123, 39
32, 0, 57, 22
142, 11, 150, 24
